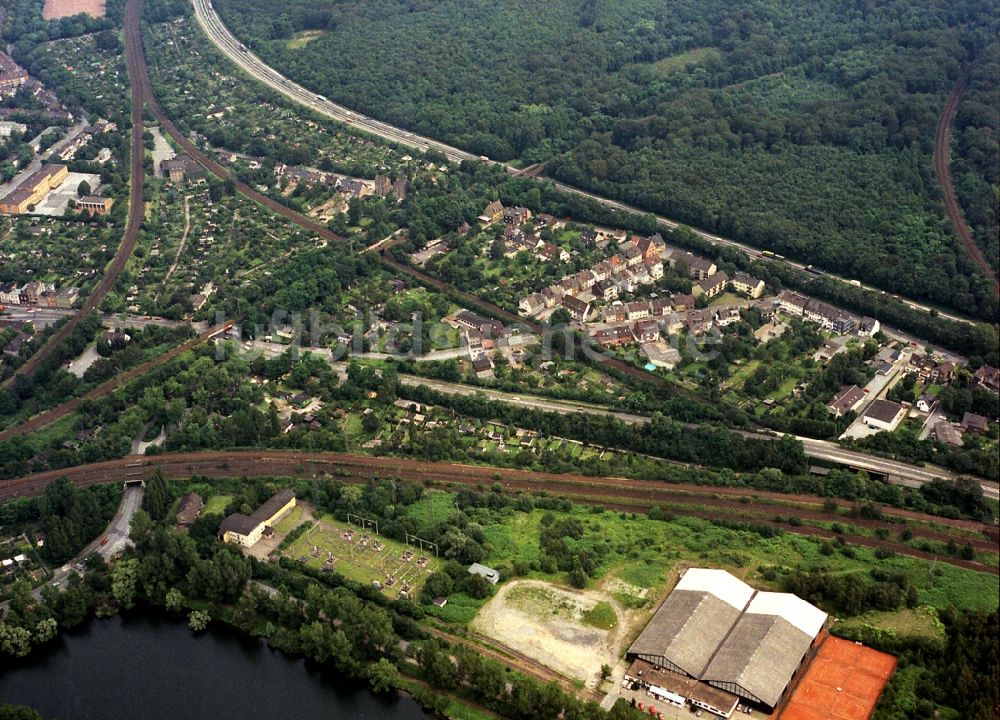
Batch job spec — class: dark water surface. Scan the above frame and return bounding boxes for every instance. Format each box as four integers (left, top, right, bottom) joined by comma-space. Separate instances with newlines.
0, 612, 430, 720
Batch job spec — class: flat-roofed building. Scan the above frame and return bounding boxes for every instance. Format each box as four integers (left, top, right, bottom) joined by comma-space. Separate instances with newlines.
863, 399, 905, 432
76, 195, 114, 215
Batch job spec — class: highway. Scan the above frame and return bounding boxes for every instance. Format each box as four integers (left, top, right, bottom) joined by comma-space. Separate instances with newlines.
192, 0, 975, 327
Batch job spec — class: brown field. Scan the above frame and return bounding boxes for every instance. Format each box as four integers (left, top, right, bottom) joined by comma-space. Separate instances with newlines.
779, 636, 897, 720
42, 0, 105, 20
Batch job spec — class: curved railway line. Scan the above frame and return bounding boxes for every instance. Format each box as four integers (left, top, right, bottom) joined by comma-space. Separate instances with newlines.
3, 450, 995, 574
934, 71, 998, 288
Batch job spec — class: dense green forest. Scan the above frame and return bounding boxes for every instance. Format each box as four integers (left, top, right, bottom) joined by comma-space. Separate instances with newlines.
952, 42, 1000, 273
215, 0, 998, 320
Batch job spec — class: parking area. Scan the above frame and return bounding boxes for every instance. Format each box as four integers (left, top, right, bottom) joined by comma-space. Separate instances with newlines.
32, 172, 102, 216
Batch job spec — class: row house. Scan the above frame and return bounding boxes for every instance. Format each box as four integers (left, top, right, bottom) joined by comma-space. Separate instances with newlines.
602, 305, 627, 323
590, 326, 632, 348
778, 291, 810, 317
804, 300, 856, 333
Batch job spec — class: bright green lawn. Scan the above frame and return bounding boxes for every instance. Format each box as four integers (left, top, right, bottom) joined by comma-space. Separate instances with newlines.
202, 495, 233, 515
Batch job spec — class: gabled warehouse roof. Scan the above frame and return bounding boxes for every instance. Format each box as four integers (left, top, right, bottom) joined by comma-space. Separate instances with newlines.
626, 569, 828, 710
702, 614, 815, 708
674, 568, 754, 609
627, 590, 744, 677
746, 592, 827, 637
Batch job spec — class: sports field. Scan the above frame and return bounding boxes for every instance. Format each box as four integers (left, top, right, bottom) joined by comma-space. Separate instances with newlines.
780, 636, 897, 720
284, 515, 441, 600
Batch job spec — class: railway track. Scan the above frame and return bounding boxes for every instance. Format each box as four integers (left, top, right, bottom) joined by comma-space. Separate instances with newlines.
934, 71, 998, 288
0, 322, 230, 441
4, 1, 149, 387
2, 450, 994, 574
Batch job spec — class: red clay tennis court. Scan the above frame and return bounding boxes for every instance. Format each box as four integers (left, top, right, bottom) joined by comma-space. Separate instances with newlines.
779, 636, 897, 720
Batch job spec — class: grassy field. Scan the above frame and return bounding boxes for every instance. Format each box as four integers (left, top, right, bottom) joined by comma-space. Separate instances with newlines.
479, 499, 999, 614
202, 495, 232, 515
837, 607, 945, 642
405, 493, 459, 534
273, 505, 305, 535
285, 514, 442, 599
582, 601, 617, 630
399, 491, 998, 634
287, 29, 324, 49
650, 47, 722, 76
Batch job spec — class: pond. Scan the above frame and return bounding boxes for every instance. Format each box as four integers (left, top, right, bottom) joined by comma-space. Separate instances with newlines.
0, 612, 430, 720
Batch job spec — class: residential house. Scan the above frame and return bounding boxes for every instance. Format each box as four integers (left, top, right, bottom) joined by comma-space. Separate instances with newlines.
676, 252, 717, 280
961, 412, 989, 434
713, 306, 741, 327
478, 200, 504, 224
974, 365, 1000, 393
592, 279, 618, 300
828, 385, 865, 417
519, 293, 546, 317
778, 291, 810, 317
626, 301, 650, 320
472, 354, 494, 379
858, 316, 880, 337
561, 295, 591, 322
631, 319, 660, 343
175, 493, 204, 528
929, 361, 955, 385
694, 271, 729, 299
915, 393, 934, 413
730, 271, 765, 299
672, 293, 695, 312
503, 206, 531, 226
686, 309, 713, 335
862, 400, 905, 432
804, 300, 855, 333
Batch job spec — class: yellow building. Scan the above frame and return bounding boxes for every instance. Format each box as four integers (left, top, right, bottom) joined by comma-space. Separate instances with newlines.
0, 164, 68, 215
219, 489, 296, 548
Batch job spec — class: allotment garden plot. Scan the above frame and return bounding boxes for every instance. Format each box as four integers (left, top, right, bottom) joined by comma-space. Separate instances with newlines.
284, 515, 441, 600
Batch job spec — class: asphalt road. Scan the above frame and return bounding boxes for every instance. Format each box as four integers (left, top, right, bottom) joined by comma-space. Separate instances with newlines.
37, 484, 144, 599
193, 0, 975, 328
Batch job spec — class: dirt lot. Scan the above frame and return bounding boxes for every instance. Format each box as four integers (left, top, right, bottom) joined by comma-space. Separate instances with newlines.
42, 0, 105, 19
472, 579, 628, 682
